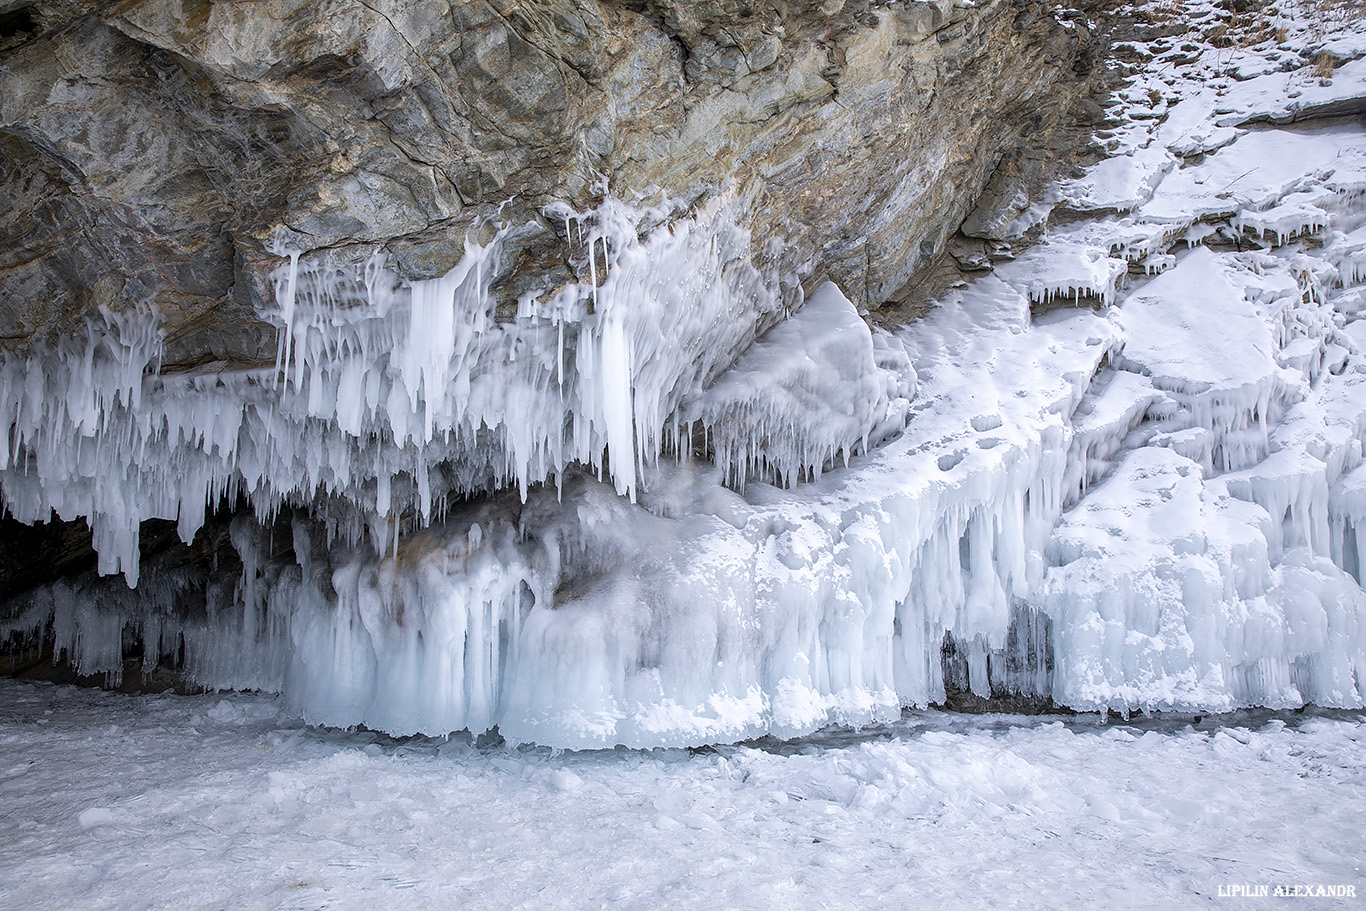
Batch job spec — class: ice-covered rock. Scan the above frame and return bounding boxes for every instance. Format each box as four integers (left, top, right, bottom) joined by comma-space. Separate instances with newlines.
996, 241, 1128, 307
1054, 143, 1175, 214
4, 0, 1366, 749
1114, 247, 1292, 473
1140, 123, 1366, 226
687, 283, 915, 489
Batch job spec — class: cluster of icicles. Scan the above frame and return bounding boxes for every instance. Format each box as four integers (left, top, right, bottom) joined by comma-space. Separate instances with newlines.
0, 198, 903, 587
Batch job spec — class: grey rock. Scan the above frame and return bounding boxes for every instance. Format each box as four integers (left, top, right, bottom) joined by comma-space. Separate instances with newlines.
0, 0, 1103, 366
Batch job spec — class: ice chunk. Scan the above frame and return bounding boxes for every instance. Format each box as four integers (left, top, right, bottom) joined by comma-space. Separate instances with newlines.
1061, 370, 1159, 506
1115, 248, 1290, 472
686, 283, 915, 488
996, 241, 1128, 308
1324, 224, 1366, 287
77, 807, 118, 828
1332, 464, 1366, 584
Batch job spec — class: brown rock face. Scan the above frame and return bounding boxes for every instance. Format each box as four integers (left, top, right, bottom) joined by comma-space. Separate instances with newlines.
0, 0, 1099, 368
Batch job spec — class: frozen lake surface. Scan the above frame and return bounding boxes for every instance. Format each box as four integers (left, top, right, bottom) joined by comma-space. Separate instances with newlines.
0, 679, 1361, 910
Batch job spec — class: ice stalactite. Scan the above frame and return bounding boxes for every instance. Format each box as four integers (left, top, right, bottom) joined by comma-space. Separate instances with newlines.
0, 197, 783, 585
0, 307, 167, 586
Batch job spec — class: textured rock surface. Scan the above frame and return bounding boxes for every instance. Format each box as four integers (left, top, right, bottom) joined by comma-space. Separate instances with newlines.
0, 0, 1099, 367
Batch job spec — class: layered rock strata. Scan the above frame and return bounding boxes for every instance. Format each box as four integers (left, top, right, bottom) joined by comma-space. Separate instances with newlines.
1, 0, 1099, 367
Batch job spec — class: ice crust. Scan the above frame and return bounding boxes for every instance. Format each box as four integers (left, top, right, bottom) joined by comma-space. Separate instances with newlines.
5, 679, 1364, 911
3, 0, 1366, 747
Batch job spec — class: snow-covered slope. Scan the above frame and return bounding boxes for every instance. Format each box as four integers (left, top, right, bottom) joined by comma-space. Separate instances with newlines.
3, 0, 1366, 748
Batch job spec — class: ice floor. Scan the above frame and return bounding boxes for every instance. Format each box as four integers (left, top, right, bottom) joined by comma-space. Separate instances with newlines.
0, 679, 1361, 910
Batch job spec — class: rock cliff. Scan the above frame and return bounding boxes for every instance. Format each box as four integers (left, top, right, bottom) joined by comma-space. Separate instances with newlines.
1, 0, 1099, 368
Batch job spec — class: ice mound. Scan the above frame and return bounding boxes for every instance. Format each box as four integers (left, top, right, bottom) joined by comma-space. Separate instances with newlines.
5, 266, 1125, 746
1044, 447, 1366, 713
687, 283, 915, 488
1115, 247, 1290, 472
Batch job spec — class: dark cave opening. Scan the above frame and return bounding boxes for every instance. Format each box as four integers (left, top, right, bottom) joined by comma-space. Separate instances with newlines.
0, 501, 277, 692
0, 7, 36, 40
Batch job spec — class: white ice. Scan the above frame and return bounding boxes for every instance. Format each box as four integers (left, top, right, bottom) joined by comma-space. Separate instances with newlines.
1, 680, 1362, 911
686, 282, 915, 488
4, 0, 1366, 748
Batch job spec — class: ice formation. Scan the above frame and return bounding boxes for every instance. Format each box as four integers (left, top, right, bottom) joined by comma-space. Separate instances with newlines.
686, 282, 915, 488
0, 196, 785, 584
3, 0, 1366, 747
997, 240, 1128, 307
